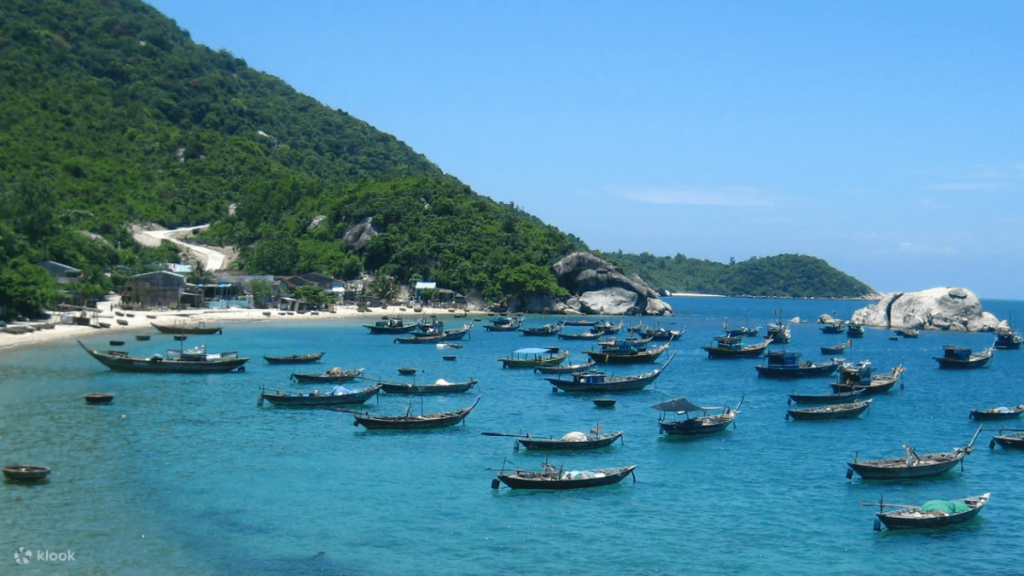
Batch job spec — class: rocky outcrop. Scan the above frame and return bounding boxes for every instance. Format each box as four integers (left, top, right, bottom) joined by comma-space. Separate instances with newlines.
550, 252, 672, 316
851, 287, 1000, 332
342, 217, 377, 251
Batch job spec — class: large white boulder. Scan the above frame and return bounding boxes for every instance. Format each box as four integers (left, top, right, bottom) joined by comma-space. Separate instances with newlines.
851, 287, 1000, 332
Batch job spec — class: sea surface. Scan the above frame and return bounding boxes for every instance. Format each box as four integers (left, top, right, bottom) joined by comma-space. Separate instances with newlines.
2, 297, 1023, 575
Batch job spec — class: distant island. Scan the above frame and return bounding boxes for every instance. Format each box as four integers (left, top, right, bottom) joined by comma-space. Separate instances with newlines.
0, 0, 875, 320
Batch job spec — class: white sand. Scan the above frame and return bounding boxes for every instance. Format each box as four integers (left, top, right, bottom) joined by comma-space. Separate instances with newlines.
0, 299, 473, 353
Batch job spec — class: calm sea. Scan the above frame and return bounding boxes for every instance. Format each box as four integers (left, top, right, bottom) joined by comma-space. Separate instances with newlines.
2, 297, 1023, 575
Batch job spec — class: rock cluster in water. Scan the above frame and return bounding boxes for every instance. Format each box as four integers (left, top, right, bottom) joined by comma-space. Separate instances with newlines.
851, 286, 1001, 332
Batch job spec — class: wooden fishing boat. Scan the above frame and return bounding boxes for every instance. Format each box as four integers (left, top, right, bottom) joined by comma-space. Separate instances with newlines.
2, 465, 50, 482
820, 343, 847, 355
969, 404, 1024, 421
483, 426, 624, 451
263, 352, 325, 364
380, 378, 478, 395
593, 398, 616, 408
846, 427, 982, 480
483, 316, 521, 332
582, 341, 671, 365
84, 392, 115, 404
787, 390, 862, 405
533, 358, 596, 374
654, 396, 744, 437
994, 328, 1022, 350
820, 321, 845, 334
546, 353, 674, 393
562, 319, 597, 327
557, 330, 602, 340
725, 326, 760, 337
642, 327, 686, 341
135, 334, 152, 341
933, 345, 994, 369
592, 321, 623, 335
78, 340, 248, 373
150, 321, 223, 335
873, 493, 989, 531
109, 340, 125, 346
364, 316, 419, 334
351, 397, 480, 430
520, 322, 564, 336
786, 399, 872, 421
701, 336, 773, 359
499, 347, 569, 369
290, 368, 364, 384
830, 364, 904, 395
394, 324, 473, 344
894, 328, 920, 338
493, 462, 636, 490
755, 351, 842, 379
259, 383, 382, 407
846, 324, 865, 338
398, 367, 418, 376
990, 430, 1024, 449
766, 322, 791, 344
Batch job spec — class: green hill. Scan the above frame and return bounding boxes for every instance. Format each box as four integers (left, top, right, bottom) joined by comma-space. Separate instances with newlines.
604, 251, 874, 298
0, 0, 873, 318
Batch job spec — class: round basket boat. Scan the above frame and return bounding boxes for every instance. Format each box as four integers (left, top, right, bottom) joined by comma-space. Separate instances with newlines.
84, 393, 115, 405
442, 355, 457, 361
109, 340, 125, 346
398, 367, 417, 375
173, 334, 187, 341
593, 398, 617, 408
135, 334, 151, 341
3, 465, 50, 482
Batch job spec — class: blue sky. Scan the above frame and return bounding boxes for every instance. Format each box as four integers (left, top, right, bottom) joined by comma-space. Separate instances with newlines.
146, 1, 1023, 299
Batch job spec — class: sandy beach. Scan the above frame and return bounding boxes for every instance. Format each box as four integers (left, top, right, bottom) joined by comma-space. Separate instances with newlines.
0, 299, 473, 353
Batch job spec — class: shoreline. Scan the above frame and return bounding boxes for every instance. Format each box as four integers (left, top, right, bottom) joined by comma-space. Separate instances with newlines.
0, 301, 476, 354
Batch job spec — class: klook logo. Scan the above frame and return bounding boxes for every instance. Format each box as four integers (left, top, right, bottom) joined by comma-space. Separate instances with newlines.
13, 548, 31, 565
12, 547, 75, 565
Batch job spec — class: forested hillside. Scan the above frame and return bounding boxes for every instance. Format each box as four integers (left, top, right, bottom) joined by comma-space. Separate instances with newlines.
0, 0, 873, 319
605, 252, 875, 298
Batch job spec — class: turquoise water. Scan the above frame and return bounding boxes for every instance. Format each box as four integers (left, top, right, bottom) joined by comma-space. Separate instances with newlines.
2, 297, 1023, 575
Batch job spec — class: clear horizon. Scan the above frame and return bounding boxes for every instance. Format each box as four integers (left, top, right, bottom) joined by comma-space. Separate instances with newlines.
145, 0, 1023, 299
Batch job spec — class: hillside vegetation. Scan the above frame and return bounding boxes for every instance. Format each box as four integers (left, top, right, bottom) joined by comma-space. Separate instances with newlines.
0, 0, 873, 318
605, 252, 874, 298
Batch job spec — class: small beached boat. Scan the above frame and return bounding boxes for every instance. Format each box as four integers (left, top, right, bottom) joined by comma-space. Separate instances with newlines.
872, 493, 989, 531
654, 396, 744, 437
263, 352, 325, 364
492, 462, 636, 490
259, 383, 382, 407
351, 397, 480, 430
933, 345, 994, 369
499, 347, 569, 369
846, 427, 982, 480
380, 378, 478, 395
290, 367, 365, 384
969, 404, 1024, 421
786, 399, 872, 421
150, 321, 223, 335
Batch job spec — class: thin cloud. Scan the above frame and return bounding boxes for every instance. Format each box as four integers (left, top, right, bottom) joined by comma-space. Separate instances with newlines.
925, 162, 1024, 192
618, 186, 773, 207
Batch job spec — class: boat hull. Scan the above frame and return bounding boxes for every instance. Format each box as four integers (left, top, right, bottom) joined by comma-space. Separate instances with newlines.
787, 391, 862, 405
380, 379, 478, 395
264, 353, 324, 364
352, 398, 480, 430
992, 433, 1024, 449
516, 431, 623, 451
582, 344, 669, 365
756, 363, 840, 379
847, 451, 966, 479
496, 465, 635, 490
260, 385, 381, 407
876, 494, 988, 530
787, 399, 871, 421
659, 414, 735, 436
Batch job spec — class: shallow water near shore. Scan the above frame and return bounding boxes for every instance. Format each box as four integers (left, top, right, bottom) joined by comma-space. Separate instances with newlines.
2, 297, 1023, 575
